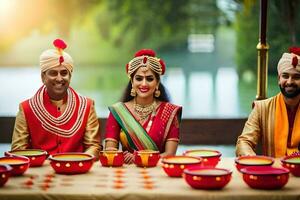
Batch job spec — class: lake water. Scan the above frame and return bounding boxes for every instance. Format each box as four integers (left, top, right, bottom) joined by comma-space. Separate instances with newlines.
0, 66, 279, 118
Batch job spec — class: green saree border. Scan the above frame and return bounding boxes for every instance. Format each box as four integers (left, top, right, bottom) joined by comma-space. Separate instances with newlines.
109, 102, 158, 151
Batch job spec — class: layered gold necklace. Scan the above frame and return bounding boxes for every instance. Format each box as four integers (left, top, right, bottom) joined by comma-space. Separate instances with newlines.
29, 85, 87, 137
133, 98, 157, 122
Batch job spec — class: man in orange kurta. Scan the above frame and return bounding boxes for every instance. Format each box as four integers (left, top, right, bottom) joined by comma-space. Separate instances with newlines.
236, 47, 300, 158
11, 39, 101, 158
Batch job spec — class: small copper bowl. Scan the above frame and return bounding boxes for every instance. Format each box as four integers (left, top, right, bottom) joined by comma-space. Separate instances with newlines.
235, 155, 274, 172
281, 154, 300, 177
99, 150, 124, 167
49, 153, 94, 174
162, 156, 202, 177
5, 149, 48, 167
0, 156, 30, 176
183, 149, 221, 167
0, 164, 12, 187
183, 166, 232, 190
240, 166, 289, 189
134, 150, 160, 168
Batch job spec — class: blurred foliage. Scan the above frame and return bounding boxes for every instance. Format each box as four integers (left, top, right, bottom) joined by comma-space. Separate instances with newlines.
99, 0, 221, 51
235, 0, 258, 76
235, 0, 300, 76
0, 0, 100, 52
3, 0, 300, 73
238, 73, 279, 114
71, 66, 128, 106
0, 0, 223, 56
2, 0, 291, 117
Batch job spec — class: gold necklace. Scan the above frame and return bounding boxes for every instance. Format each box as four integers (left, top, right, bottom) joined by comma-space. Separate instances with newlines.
133, 99, 157, 121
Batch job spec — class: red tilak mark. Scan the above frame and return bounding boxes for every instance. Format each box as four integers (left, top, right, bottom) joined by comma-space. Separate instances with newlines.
292, 56, 298, 67
59, 56, 64, 64
143, 56, 147, 64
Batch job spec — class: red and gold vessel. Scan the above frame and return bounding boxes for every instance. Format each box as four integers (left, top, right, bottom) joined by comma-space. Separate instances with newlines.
162, 156, 202, 177
183, 149, 221, 167
5, 149, 48, 167
235, 155, 274, 172
49, 153, 94, 174
281, 154, 300, 177
99, 150, 124, 167
0, 164, 12, 187
183, 166, 232, 189
240, 166, 289, 189
0, 156, 30, 176
134, 150, 160, 168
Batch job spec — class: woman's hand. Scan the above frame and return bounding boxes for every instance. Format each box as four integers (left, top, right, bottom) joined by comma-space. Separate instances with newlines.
160, 140, 178, 157
124, 151, 134, 164
105, 140, 118, 151
105, 147, 118, 151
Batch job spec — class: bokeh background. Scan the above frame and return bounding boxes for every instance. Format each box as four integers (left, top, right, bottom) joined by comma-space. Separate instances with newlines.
1, 0, 299, 118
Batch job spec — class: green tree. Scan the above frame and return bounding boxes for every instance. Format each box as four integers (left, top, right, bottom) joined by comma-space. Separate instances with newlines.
95, 0, 221, 51
1, 0, 224, 63
235, 0, 300, 76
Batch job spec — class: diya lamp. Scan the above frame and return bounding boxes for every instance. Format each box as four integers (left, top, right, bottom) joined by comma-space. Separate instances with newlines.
183, 149, 221, 167
0, 164, 12, 187
0, 156, 30, 176
235, 155, 274, 172
240, 166, 289, 189
49, 153, 94, 174
161, 156, 202, 177
134, 150, 160, 168
281, 153, 300, 177
99, 150, 124, 167
183, 166, 232, 189
5, 149, 48, 167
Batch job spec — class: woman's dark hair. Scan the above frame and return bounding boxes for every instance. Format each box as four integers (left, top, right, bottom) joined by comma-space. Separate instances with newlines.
121, 72, 170, 102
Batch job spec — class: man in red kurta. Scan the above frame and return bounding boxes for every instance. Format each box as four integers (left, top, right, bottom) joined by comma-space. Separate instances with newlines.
11, 39, 101, 158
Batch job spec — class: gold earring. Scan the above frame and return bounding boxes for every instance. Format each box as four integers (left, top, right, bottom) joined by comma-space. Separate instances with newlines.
130, 88, 136, 97
154, 88, 160, 97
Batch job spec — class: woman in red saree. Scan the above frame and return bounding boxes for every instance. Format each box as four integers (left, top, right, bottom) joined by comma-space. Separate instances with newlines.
105, 49, 182, 163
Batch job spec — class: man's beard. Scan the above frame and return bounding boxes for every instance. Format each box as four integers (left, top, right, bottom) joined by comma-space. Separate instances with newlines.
279, 84, 300, 98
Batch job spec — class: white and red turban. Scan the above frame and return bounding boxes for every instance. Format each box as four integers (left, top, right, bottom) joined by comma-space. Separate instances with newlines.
40, 39, 74, 73
277, 47, 300, 75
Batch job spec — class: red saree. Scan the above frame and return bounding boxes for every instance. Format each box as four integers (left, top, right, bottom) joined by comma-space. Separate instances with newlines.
105, 102, 182, 152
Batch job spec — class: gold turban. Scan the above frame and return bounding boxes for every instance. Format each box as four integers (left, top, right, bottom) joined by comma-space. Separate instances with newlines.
277, 48, 300, 75
40, 39, 74, 73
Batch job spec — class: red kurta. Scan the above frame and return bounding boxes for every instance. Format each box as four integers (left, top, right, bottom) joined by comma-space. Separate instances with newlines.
21, 86, 92, 155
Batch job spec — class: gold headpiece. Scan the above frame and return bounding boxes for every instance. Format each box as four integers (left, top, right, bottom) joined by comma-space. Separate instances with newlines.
126, 49, 165, 77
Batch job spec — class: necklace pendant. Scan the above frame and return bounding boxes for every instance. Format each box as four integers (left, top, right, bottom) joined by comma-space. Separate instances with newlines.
133, 99, 157, 122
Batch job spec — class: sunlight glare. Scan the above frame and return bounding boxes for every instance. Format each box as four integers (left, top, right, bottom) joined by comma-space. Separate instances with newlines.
0, 0, 15, 16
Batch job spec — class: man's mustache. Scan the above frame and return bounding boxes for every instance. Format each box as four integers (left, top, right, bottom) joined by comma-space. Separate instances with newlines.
284, 84, 298, 88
